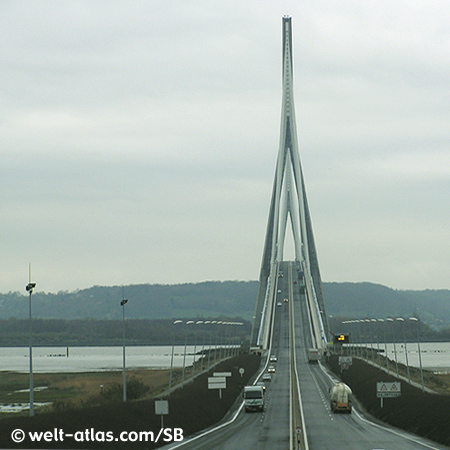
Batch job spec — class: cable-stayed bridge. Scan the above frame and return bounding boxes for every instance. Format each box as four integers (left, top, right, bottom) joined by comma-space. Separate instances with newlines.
251, 16, 329, 353
162, 17, 449, 450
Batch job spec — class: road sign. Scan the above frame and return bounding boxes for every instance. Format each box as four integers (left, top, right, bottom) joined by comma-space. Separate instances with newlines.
208, 376, 226, 399
334, 334, 349, 343
377, 382, 401, 398
239, 368, 245, 377
155, 400, 169, 415
208, 376, 226, 389
339, 356, 353, 365
213, 372, 232, 377
339, 356, 352, 371
155, 400, 169, 428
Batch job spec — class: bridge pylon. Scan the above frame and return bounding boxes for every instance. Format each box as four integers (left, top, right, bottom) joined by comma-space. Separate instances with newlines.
251, 16, 330, 350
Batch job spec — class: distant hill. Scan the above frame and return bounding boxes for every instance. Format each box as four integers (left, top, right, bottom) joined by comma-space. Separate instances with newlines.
0, 281, 258, 322
1, 281, 449, 329
322, 282, 450, 329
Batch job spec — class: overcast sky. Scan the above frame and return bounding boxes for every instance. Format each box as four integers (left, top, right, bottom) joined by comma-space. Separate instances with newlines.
1, 1, 449, 294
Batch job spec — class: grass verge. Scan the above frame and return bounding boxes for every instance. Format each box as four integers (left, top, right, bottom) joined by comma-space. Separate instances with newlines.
0, 353, 260, 449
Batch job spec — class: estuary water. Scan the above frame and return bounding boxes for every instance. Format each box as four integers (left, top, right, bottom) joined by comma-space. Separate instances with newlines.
352, 341, 450, 373
0, 345, 205, 373
2, 342, 450, 374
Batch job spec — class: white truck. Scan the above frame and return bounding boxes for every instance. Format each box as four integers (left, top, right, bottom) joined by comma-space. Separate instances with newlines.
243, 385, 265, 412
330, 382, 352, 413
307, 348, 320, 363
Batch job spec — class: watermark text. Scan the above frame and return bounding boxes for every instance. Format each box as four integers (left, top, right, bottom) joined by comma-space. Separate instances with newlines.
11, 427, 183, 445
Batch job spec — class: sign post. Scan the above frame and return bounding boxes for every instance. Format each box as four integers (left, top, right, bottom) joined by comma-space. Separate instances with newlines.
338, 356, 353, 371
213, 372, 232, 378
208, 376, 226, 398
376, 382, 401, 408
155, 400, 169, 428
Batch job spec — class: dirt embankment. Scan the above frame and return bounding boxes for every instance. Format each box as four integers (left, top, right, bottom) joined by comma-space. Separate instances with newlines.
0, 353, 261, 449
327, 355, 450, 447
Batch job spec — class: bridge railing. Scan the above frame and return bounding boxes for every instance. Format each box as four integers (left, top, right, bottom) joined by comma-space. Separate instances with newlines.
256, 260, 280, 349
301, 261, 327, 349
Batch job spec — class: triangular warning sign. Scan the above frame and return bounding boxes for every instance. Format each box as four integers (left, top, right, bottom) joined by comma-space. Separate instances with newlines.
380, 384, 388, 391
391, 383, 398, 391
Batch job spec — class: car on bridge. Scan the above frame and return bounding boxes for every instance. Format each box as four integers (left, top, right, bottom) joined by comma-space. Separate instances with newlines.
262, 374, 272, 382
269, 355, 277, 362
268, 365, 276, 373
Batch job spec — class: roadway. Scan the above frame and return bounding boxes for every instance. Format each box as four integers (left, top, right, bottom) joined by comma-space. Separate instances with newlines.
160, 270, 291, 450
161, 261, 449, 450
290, 260, 449, 450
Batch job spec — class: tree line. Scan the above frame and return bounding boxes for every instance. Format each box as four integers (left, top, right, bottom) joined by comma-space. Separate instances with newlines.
0, 317, 251, 346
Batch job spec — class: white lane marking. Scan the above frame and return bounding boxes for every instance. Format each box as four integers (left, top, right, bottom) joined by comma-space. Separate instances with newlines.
164, 401, 245, 449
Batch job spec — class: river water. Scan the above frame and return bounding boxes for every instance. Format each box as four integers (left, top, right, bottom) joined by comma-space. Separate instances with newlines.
2, 342, 450, 374
351, 341, 450, 373
0, 345, 208, 373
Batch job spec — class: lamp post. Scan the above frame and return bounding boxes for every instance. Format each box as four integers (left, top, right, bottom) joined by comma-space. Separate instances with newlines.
379, 319, 390, 374
200, 321, 211, 373
342, 321, 351, 356
371, 319, 381, 369
353, 320, 361, 358
25, 269, 36, 417
351, 320, 358, 357
397, 317, 410, 383
364, 319, 374, 363
182, 321, 194, 388
216, 321, 223, 361
222, 322, 230, 358
386, 318, 399, 377
208, 321, 217, 369
410, 317, 424, 392
234, 322, 244, 357
120, 293, 128, 402
169, 320, 183, 396
344, 320, 353, 357
191, 321, 203, 382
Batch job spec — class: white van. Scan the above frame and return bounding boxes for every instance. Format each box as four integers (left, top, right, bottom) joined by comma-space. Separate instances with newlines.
243, 385, 265, 412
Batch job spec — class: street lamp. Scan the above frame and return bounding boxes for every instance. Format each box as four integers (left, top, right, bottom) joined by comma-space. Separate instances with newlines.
216, 321, 223, 361
343, 320, 353, 357
233, 322, 244, 357
397, 317, 410, 383
364, 319, 374, 363
201, 321, 211, 372
353, 320, 362, 358
182, 321, 194, 388
378, 319, 390, 374
25, 270, 36, 417
410, 317, 424, 392
209, 321, 218, 368
371, 319, 381, 369
191, 321, 203, 382
207, 321, 217, 369
386, 318, 399, 377
120, 292, 128, 402
169, 320, 183, 396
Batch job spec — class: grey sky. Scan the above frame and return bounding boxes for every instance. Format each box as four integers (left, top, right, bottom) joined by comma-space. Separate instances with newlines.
1, 1, 449, 293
